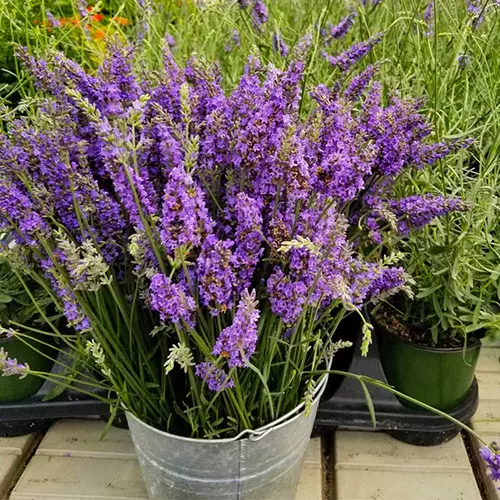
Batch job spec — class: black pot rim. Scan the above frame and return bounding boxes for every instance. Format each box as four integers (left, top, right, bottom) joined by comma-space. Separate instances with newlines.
375, 318, 482, 354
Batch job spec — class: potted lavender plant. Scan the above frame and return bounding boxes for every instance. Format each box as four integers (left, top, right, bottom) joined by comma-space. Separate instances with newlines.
0, 39, 470, 498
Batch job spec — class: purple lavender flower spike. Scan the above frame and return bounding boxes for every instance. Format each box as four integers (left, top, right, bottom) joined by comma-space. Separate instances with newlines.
13, 47, 63, 94
99, 43, 141, 107
232, 29, 241, 47
150, 273, 196, 328
231, 193, 264, 292
197, 235, 236, 314
3, 359, 29, 376
213, 289, 260, 368
225, 29, 241, 52
0, 183, 48, 246
76, 0, 88, 17
389, 195, 469, 235
350, 263, 407, 305
0, 328, 15, 339
160, 167, 213, 255
324, 14, 356, 44
272, 33, 289, 57
424, 1, 434, 23
323, 33, 383, 72
166, 34, 176, 47
195, 361, 234, 391
467, 0, 482, 16
480, 444, 500, 488
295, 33, 313, 58
237, 0, 251, 8
251, 0, 268, 28
267, 269, 308, 324
46, 11, 61, 28
0, 349, 30, 379
62, 292, 91, 332
458, 53, 472, 69
424, 1, 434, 36
468, 0, 485, 29
344, 64, 378, 101
41, 258, 92, 331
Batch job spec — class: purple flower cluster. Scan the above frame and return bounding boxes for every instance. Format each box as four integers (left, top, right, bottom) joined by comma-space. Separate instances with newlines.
225, 30, 241, 52
166, 34, 176, 48
458, 53, 472, 69
150, 274, 196, 328
323, 34, 383, 72
0, 42, 470, 393
480, 444, 500, 489
267, 269, 308, 324
232, 0, 269, 28
424, 1, 434, 36
251, 0, 268, 28
467, 0, 483, 16
231, 193, 264, 293
363, 194, 469, 243
213, 289, 259, 367
198, 235, 236, 314
272, 33, 289, 57
0, 348, 30, 379
323, 14, 356, 44
160, 167, 212, 255
389, 195, 469, 235
195, 361, 234, 391
424, 1, 434, 23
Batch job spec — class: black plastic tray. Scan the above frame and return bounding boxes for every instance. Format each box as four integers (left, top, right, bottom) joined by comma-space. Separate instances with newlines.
0, 368, 111, 436
315, 329, 479, 446
0, 328, 479, 444
0, 385, 109, 422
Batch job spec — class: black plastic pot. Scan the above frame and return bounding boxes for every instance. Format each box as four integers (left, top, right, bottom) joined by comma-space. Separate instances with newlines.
377, 325, 481, 411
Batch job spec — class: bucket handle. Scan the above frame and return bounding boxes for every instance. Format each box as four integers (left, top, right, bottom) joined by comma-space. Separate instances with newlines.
229, 369, 331, 442
248, 428, 273, 441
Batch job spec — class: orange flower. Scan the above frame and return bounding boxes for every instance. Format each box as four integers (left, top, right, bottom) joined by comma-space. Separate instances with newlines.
112, 16, 129, 26
92, 28, 107, 40
86, 5, 104, 22
59, 16, 80, 26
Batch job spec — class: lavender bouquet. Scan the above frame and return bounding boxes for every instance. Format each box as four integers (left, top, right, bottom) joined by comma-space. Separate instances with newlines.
0, 41, 468, 437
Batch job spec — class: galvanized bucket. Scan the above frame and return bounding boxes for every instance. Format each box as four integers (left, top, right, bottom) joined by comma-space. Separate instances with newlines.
126, 373, 328, 500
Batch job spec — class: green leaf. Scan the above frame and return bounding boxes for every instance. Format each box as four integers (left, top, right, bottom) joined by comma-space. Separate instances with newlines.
416, 284, 443, 299
431, 326, 439, 344
359, 379, 377, 428
43, 378, 72, 401
0, 294, 12, 303
427, 236, 464, 255
100, 401, 121, 441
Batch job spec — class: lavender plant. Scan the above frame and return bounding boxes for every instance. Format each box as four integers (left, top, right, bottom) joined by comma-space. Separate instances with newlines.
0, 42, 469, 437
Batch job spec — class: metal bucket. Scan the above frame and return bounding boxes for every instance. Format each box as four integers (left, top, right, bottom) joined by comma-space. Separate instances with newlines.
126, 374, 328, 500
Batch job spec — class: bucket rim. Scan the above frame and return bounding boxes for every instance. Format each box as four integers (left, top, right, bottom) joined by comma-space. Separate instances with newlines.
126, 370, 329, 444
